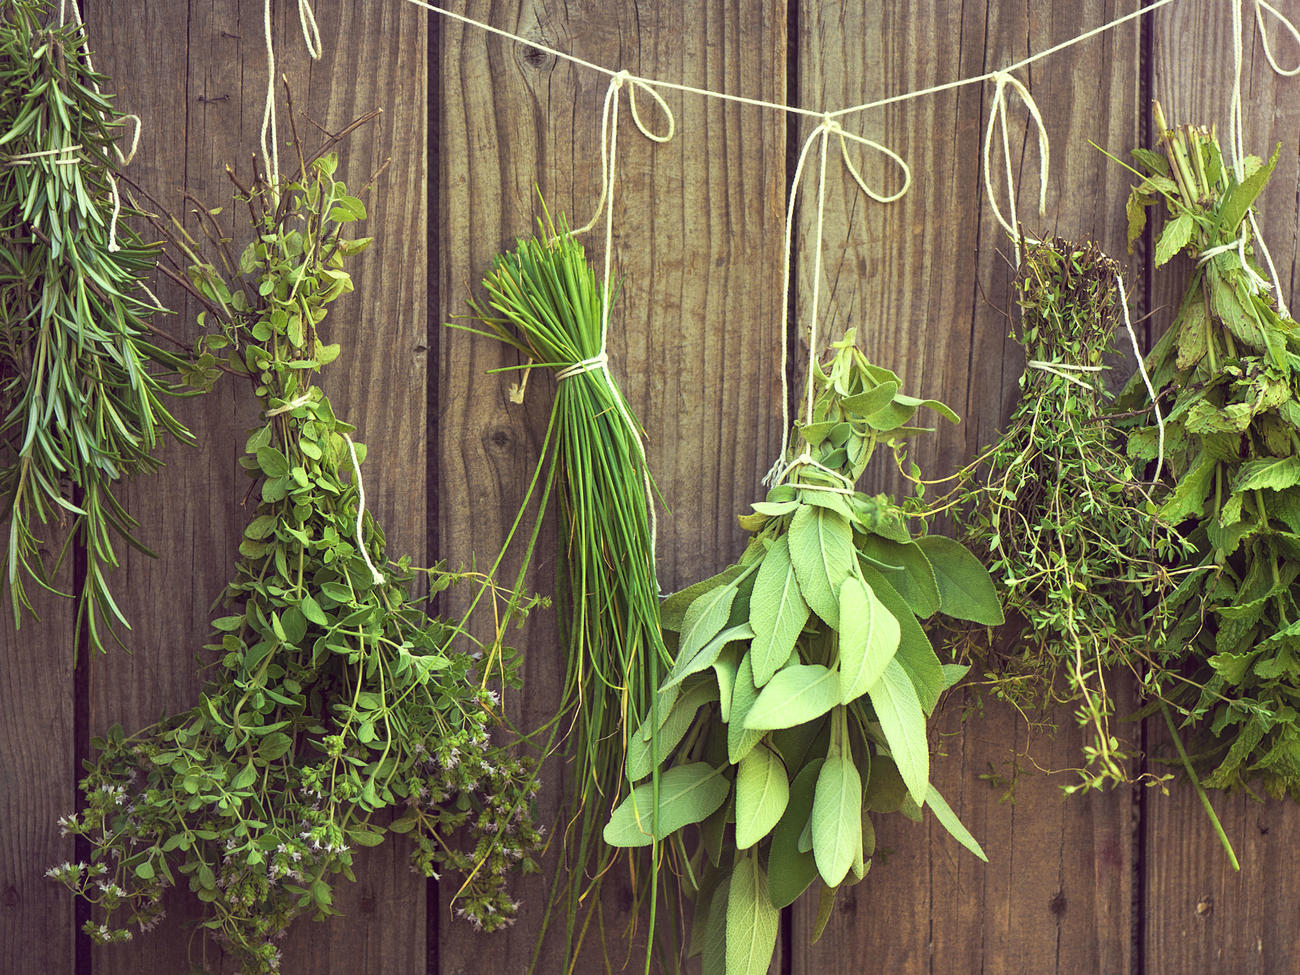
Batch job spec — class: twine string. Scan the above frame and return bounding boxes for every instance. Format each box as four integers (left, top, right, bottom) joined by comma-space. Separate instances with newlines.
982, 70, 1050, 253
1116, 274, 1165, 486
1026, 359, 1107, 392
343, 434, 386, 586
764, 115, 911, 485
58, 2, 143, 250
262, 0, 323, 203
1229, 0, 1297, 316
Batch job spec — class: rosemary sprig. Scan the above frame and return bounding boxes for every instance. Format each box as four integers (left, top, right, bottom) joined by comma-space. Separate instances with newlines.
0, 0, 195, 654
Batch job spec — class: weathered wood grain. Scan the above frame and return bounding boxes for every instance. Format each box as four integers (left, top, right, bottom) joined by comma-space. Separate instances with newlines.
0, 566, 74, 972
87, 1, 427, 971
792, 3, 1142, 973
1146, 2, 1300, 971
435, 1, 785, 971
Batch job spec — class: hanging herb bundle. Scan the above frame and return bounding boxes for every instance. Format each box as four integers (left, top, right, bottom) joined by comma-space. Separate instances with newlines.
1115, 104, 1300, 800
947, 237, 1189, 790
461, 216, 667, 966
0, 0, 193, 654
51, 151, 543, 973
600, 330, 1000, 974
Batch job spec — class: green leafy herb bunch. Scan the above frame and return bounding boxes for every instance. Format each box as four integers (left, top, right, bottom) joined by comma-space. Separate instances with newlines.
0, 0, 194, 654
1116, 104, 1300, 800
949, 236, 1188, 790
463, 216, 668, 966
602, 330, 1002, 975
52, 152, 543, 972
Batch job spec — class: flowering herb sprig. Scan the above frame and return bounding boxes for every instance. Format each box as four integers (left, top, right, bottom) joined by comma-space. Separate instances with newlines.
54, 146, 544, 972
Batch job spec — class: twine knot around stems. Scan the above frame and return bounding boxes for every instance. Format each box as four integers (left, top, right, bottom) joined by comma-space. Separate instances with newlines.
555, 351, 609, 381
1025, 359, 1107, 392
982, 69, 1050, 253
1197, 233, 1274, 296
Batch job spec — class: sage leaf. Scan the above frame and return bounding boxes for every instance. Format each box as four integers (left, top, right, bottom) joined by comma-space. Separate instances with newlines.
860, 536, 940, 618
926, 783, 987, 862
735, 744, 790, 849
860, 564, 946, 713
714, 645, 742, 722
603, 763, 730, 848
664, 623, 755, 689
867, 659, 929, 805
789, 504, 855, 627
749, 534, 811, 686
745, 663, 840, 731
626, 681, 717, 781
679, 578, 743, 662
728, 654, 766, 764
726, 853, 780, 975
914, 535, 1003, 625
766, 758, 823, 909
811, 751, 862, 887
838, 575, 901, 704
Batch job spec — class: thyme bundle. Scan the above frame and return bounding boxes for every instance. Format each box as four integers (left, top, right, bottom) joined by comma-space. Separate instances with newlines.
603, 331, 1000, 974
0, 0, 193, 654
463, 218, 667, 967
949, 237, 1189, 790
53, 152, 543, 972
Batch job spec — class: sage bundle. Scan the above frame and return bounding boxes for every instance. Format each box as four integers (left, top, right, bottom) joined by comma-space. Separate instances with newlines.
53, 153, 543, 973
0, 0, 193, 654
602, 331, 1000, 975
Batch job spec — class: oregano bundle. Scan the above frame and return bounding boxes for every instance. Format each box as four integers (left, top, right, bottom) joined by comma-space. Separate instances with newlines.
53, 152, 543, 973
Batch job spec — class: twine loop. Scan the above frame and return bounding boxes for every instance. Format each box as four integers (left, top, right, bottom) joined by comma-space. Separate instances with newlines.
1254, 0, 1300, 76
982, 70, 1050, 251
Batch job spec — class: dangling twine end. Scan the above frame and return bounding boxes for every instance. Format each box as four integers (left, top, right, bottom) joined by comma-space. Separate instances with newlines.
343, 433, 386, 587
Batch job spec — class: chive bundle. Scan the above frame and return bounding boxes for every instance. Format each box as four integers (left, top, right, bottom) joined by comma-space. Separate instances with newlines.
465, 215, 667, 966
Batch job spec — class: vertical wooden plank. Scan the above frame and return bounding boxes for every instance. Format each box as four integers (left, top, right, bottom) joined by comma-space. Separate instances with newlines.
1146, 3, 1300, 971
436, 0, 785, 971
793, 3, 1141, 973
0, 574, 74, 970
88, 1, 427, 971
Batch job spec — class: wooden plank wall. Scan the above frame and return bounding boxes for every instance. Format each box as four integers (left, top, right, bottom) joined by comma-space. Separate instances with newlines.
2, 0, 1298, 972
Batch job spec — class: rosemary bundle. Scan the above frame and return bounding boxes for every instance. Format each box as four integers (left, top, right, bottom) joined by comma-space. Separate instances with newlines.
0, 0, 193, 654
603, 331, 999, 974
463, 217, 667, 966
53, 153, 543, 973
1117, 105, 1300, 802
950, 237, 1188, 789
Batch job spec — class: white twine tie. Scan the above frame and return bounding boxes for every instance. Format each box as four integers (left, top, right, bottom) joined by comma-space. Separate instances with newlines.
982, 70, 1050, 255
58, 1, 142, 251
1116, 274, 1165, 486
764, 114, 911, 485
1228, 0, 1299, 317
343, 434, 386, 586
262, 0, 323, 202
